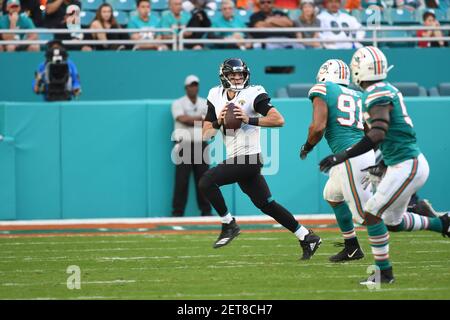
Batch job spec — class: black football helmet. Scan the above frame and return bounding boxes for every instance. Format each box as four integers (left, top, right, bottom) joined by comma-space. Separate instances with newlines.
219, 58, 250, 91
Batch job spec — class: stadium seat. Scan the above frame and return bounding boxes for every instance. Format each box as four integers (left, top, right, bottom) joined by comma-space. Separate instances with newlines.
237, 9, 251, 25
432, 9, 450, 23
379, 30, 414, 48
36, 29, 54, 42
82, 0, 104, 11
80, 10, 96, 27
389, 9, 418, 25
288, 9, 301, 21
286, 83, 313, 98
151, 0, 168, 11
392, 82, 427, 97
275, 87, 289, 98
206, 9, 217, 20
429, 83, 450, 96
359, 8, 388, 25
107, 0, 135, 11
415, 8, 450, 24
113, 10, 129, 26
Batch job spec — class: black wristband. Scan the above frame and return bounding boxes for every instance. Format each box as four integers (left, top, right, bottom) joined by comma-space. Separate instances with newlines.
212, 120, 221, 129
303, 141, 315, 152
248, 117, 259, 126
346, 135, 376, 159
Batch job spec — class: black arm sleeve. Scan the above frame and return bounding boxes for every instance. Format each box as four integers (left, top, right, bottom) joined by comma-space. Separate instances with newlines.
253, 93, 273, 116
205, 100, 217, 122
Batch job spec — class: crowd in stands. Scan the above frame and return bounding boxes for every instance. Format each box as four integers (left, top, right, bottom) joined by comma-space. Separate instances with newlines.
0, 0, 449, 51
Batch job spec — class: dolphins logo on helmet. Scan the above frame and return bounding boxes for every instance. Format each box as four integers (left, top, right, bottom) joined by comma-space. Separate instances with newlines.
316, 59, 350, 86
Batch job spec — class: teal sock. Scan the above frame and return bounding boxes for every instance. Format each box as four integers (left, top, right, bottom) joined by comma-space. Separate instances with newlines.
367, 221, 391, 271
398, 212, 443, 233
333, 202, 357, 244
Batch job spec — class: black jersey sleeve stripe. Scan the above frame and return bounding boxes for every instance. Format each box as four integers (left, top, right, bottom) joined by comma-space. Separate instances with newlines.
205, 100, 217, 122
253, 93, 273, 116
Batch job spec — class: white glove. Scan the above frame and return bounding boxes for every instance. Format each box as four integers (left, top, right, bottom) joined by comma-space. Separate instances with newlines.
360, 164, 386, 193
361, 171, 381, 193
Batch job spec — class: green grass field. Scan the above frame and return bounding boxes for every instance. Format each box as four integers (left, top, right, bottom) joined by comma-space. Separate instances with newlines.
0, 230, 449, 300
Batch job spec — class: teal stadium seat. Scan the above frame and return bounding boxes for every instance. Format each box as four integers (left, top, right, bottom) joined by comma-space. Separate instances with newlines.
206, 9, 217, 20
286, 83, 314, 98
36, 29, 54, 42
151, 0, 168, 11
380, 30, 414, 48
389, 8, 418, 25
113, 10, 129, 26
82, 0, 104, 11
392, 82, 427, 96
429, 83, 450, 96
288, 9, 301, 21
237, 9, 251, 25
80, 10, 96, 26
107, 0, 135, 11
356, 8, 388, 25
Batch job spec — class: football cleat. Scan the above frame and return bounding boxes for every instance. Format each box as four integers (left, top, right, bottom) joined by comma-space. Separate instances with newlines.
360, 267, 395, 285
439, 213, 450, 238
409, 199, 437, 218
329, 244, 364, 262
213, 218, 241, 249
299, 230, 322, 260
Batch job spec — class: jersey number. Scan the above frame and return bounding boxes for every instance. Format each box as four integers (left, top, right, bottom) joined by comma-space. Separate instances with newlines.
337, 95, 364, 130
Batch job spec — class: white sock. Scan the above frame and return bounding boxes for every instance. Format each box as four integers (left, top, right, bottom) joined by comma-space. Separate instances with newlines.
294, 225, 309, 241
221, 213, 234, 224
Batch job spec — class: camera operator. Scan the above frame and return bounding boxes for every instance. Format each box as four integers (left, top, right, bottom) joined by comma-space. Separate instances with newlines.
32, 40, 81, 101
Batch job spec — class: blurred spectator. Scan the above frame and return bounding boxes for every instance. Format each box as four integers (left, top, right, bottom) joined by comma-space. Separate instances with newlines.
273, 0, 299, 9
32, 39, 81, 101
294, 0, 321, 48
182, 0, 217, 12
211, 0, 249, 50
44, 0, 81, 28
394, 0, 425, 10
0, 0, 39, 52
248, 0, 298, 49
90, 3, 129, 51
54, 4, 93, 51
1, 0, 44, 27
344, 0, 386, 9
236, 0, 260, 10
128, 0, 167, 50
317, 0, 365, 49
160, 0, 191, 40
171, 75, 211, 218
424, 0, 439, 8
417, 10, 446, 48
184, 0, 212, 50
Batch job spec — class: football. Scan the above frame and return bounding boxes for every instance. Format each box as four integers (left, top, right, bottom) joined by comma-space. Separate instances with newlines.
224, 103, 242, 130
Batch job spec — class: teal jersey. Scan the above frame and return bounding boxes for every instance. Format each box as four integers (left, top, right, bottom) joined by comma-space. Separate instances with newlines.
212, 15, 246, 38
362, 81, 420, 166
309, 82, 364, 154
159, 10, 190, 35
0, 13, 35, 39
127, 14, 160, 29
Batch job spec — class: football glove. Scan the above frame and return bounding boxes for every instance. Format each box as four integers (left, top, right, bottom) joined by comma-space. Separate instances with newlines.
299, 142, 315, 160
319, 151, 348, 173
360, 162, 387, 192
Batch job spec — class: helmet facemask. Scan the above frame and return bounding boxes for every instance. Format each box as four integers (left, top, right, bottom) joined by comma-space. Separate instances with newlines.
219, 58, 250, 91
